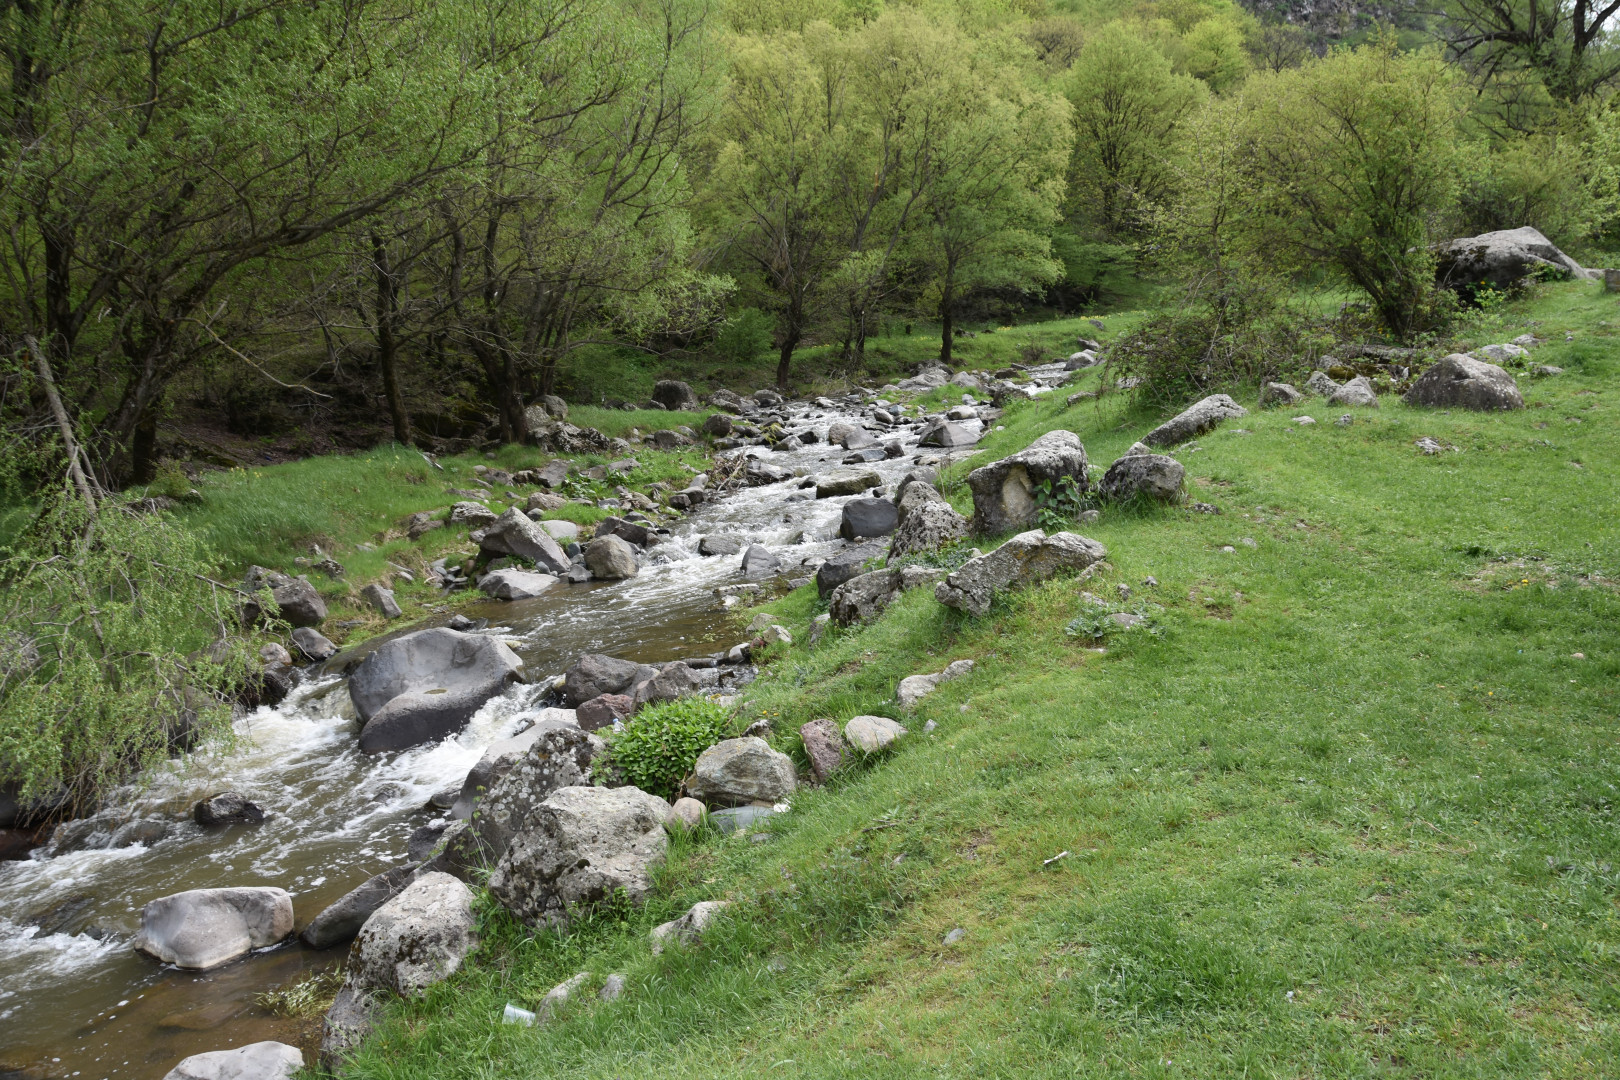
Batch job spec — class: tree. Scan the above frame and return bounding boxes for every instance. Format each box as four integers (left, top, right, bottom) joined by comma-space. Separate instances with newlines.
1429, 0, 1620, 109
1062, 24, 1207, 235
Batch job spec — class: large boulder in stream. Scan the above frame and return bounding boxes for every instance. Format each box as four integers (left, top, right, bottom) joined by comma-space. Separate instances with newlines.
161, 1041, 303, 1080
133, 887, 294, 970
299, 865, 417, 949
348, 628, 524, 754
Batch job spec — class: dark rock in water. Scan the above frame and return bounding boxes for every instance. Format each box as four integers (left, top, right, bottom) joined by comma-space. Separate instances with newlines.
699, 534, 744, 556
839, 497, 898, 540
111, 818, 170, 848
25, 893, 95, 934
632, 662, 701, 707
479, 508, 571, 574
560, 654, 658, 707
446, 614, 477, 632
740, 544, 781, 579
842, 448, 887, 464
194, 792, 267, 827
407, 822, 449, 862
290, 627, 337, 662
595, 516, 652, 547
348, 628, 524, 754
299, 865, 417, 949
0, 827, 39, 860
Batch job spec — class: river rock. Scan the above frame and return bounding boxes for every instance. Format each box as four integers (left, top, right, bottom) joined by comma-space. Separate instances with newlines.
290, 626, 336, 661
345, 872, 477, 995
487, 785, 672, 927
1403, 353, 1524, 411
888, 500, 968, 562
896, 659, 975, 709
741, 544, 781, 578
841, 427, 876, 450
1434, 226, 1595, 290
652, 380, 701, 411
584, 534, 639, 580
894, 479, 945, 523
1261, 382, 1302, 406
348, 628, 524, 754
826, 421, 857, 446
702, 413, 733, 438
133, 887, 294, 970
1141, 394, 1247, 447
648, 900, 730, 955
577, 693, 634, 731
936, 530, 1108, 617
1097, 453, 1185, 503
595, 516, 652, 547
744, 460, 793, 486
687, 738, 796, 805
633, 662, 703, 707
161, 1041, 303, 1080
299, 865, 416, 949
966, 430, 1088, 535
480, 508, 571, 573
799, 718, 846, 784
479, 568, 559, 600
243, 567, 327, 628
194, 793, 266, 828
560, 654, 658, 706
816, 542, 884, 597
917, 418, 981, 448
845, 715, 906, 752
894, 467, 939, 503
450, 709, 579, 819
1329, 376, 1379, 407
815, 471, 881, 498
699, 534, 744, 556
840, 497, 899, 540
449, 501, 498, 526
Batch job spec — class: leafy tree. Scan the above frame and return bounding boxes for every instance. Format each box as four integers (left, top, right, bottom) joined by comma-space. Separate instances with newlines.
1429, 0, 1620, 109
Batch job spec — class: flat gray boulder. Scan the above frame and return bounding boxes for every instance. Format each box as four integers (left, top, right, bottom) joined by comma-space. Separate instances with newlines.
1098, 453, 1185, 503
345, 871, 477, 995
290, 626, 337, 661
699, 534, 744, 556
560, 653, 658, 706
966, 430, 1088, 535
1142, 394, 1247, 447
830, 566, 943, 626
480, 507, 571, 573
584, 534, 639, 579
487, 785, 672, 927
1435, 226, 1595, 290
815, 471, 881, 498
348, 628, 524, 754
134, 887, 294, 970
1403, 354, 1524, 411
845, 715, 906, 752
161, 1041, 302, 1080
478, 568, 559, 600
1329, 376, 1379, 407
299, 865, 417, 949
687, 737, 796, 805
935, 530, 1108, 617
896, 659, 975, 709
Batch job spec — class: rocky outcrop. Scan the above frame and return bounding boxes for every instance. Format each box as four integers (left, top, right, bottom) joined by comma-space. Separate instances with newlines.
299, 865, 417, 949
242, 567, 327, 628
1403, 354, 1524, 411
161, 1042, 303, 1080
487, 786, 672, 926
479, 508, 571, 574
1435, 226, 1595, 291
966, 430, 1088, 535
935, 530, 1108, 617
133, 887, 294, 970
584, 534, 639, 580
1097, 453, 1185, 503
348, 629, 524, 754
1141, 394, 1247, 447
895, 659, 975, 709
686, 737, 796, 805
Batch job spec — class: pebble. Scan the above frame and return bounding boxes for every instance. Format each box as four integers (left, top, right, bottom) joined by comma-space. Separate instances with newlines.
1221, 545, 1236, 553
1294, 416, 1316, 425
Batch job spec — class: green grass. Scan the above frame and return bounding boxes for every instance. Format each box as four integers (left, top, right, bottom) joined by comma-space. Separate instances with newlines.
331, 279, 1620, 1078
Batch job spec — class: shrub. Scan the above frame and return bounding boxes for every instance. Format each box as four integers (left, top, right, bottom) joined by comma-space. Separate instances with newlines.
602, 696, 735, 800
713, 307, 776, 364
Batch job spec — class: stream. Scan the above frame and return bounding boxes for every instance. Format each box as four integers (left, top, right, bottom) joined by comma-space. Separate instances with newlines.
0, 389, 1003, 1080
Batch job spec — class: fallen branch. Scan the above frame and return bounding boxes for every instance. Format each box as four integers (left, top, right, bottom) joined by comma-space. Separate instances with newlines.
188, 319, 333, 399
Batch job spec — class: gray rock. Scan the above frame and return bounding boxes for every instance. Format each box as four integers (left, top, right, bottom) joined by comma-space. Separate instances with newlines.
650, 428, 692, 449
487, 786, 672, 927
537, 519, 579, 542
669, 797, 705, 830
894, 467, 939, 504
345, 872, 477, 995
741, 544, 781, 579
319, 986, 378, 1069
349, 628, 524, 754
480, 508, 571, 574
808, 612, 831, 645
887, 500, 968, 561
600, 973, 627, 1001
648, 900, 730, 954
702, 413, 733, 437
243, 567, 328, 628
799, 718, 846, 784
815, 471, 882, 498
290, 626, 337, 661
687, 737, 796, 805
450, 709, 579, 819
535, 461, 571, 489
1329, 375, 1379, 407
1098, 454, 1185, 503
449, 501, 498, 526
577, 693, 634, 731
652, 380, 700, 412
584, 534, 639, 580
1415, 436, 1448, 455
193, 792, 265, 827
966, 430, 1088, 535
1435, 226, 1596, 290
828, 570, 902, 626
595, 516, 653, 547
895, 659, 975, 709
634, 661, 702, 706
360, 583, 401, 619
527, 491, 566, 513
841, 427, 876, 450
744, 460, 793, 486
935, 530, 1108, 617
1305, 371, 1340, 396
816, 542, 884, 597
1260, 382, 1302, 406
916, 419, 981, 448
1141, 394, 1248, 447
560, 654, 658, 706
111, 818, 171, 847
1475, 342, 1529, 363
1403, 353, 1524, 411
699, 534, 744, 556
844, 715, 906, 752
133, 887, 294, 970
161, 1041, 303, 1080
840, 497, 899, 540
478, 568, 559, 600
299, 865, 416, 949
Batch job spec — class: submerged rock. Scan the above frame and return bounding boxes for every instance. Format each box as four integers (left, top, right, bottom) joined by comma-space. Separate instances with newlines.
348, 628, 524, 754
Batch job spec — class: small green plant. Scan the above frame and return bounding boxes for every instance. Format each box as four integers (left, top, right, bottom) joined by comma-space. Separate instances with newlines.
256, 967, 344, 1017
602, 696, 735, 800
1033, 476, 1094, 531
1064, 595, 1162, 640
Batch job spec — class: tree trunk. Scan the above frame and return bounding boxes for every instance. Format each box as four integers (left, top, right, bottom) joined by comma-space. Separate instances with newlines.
131, 406, 160, 485
776, 327, 801, 389
372, 234, 412, 447
939, 265, 956, 364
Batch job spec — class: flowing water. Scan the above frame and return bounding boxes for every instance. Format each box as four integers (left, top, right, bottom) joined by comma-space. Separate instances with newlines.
0, 394, 987, 1080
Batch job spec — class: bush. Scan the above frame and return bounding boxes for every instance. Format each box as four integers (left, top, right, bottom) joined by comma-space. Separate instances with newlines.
602, 696, 735, 800
713, 307, 776, 364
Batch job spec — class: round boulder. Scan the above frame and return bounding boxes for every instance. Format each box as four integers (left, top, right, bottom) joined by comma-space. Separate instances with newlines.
1098, 453, 1185, 503
133, 887, 294, 970
584, 534, 639, 580
348, 628, 525, 755
686, 737, 796, 805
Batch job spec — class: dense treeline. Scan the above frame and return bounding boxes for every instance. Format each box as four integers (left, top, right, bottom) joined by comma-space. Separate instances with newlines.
4, 0, 1620, 489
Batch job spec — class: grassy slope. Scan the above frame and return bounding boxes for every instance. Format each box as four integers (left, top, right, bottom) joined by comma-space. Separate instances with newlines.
338, 284, 1615, 1077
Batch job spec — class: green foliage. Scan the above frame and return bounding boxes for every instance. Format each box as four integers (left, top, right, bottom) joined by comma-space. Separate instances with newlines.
713, 308, 777, 364
1064, 593, 1162, 639
604, 697, 736, 800
1032, 475, 1093, 530
256, 968, 345, 1017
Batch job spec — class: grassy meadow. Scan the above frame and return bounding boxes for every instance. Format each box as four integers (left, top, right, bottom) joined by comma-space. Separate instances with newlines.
322, 280, 1620, 1078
